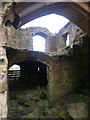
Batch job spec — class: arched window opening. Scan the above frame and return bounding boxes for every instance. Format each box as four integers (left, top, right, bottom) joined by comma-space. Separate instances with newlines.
33, 35, 45, 52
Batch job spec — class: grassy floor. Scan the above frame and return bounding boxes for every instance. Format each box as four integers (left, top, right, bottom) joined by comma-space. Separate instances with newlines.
8, 87, 49, 118
8, 87, 88, 119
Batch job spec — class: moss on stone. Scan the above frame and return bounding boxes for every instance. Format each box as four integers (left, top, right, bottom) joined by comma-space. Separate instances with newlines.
58, 111, 71, 119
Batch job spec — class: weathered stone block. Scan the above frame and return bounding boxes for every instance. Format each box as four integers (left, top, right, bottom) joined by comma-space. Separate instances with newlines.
68, 103, 88, 118
0, 91, 7, 119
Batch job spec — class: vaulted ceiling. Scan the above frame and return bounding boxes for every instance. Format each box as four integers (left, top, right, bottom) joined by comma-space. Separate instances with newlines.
3, 2, 90, 36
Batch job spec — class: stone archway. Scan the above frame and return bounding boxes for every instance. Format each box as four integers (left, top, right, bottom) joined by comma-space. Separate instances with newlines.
11, 2, 90, 37
28, 27, 54, 39
7, 48, 61, 102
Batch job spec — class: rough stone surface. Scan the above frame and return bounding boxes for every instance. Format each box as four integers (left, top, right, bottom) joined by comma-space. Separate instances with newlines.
7, 26, 54, 51
0, 43, 8, 119
7, 26, 30, 50
0, 4, 8, 118
6, 22, 84, 54
68, 103, 88, 118
0, 45, 8, 92
45, 36, 57, 53
58, 22, 84, 46
0, 91, 7, 119
58, 35, 89, 96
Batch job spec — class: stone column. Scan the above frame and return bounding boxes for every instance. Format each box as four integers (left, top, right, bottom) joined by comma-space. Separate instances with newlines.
0, 13, 8, 119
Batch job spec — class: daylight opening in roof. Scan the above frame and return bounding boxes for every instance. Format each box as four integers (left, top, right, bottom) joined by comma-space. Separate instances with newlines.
21, 14, 69, 34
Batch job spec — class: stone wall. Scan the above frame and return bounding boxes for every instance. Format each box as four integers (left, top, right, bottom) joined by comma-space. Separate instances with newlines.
7, 26, 33, 51
6, 22, 84, 55
72, 36, 89, 93
45, 36, 57, 53
57, 35, 89, 96
7, 26, 54, 51
0, 2, 13, 118
45, 22, 84, 53
57, 22, 84, 47
0, 16, 8, 120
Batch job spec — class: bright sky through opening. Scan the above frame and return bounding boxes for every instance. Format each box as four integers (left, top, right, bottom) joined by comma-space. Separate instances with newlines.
21, 14, 69, 34
33, 35, 45, 52
9, 64, 20, 70
21, 14, 69, 52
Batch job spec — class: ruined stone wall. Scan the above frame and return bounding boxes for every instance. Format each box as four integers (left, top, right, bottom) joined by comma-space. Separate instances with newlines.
7, 27, 33, 51
57, 35, 89, 97
6, 21, 84, 54
7, 26, 58, 53
0, 34, 8, 119
0, 1, 14, 118
45, 36, 57, 53
72, 36, 89, 93
45, 22, 84, 54
7, 27, 54, 51
6, 23, 88, 103
0, 16, 8, 120
56, 22, 84, 51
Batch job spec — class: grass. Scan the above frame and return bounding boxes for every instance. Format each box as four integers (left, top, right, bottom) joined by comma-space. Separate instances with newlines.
8, 87, 88, 118
58, 111, 71, 119
8, 88, 48, 118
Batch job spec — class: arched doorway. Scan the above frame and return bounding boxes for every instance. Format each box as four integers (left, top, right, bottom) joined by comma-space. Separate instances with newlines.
8, 61, 49, 118
7, 48, 61, 102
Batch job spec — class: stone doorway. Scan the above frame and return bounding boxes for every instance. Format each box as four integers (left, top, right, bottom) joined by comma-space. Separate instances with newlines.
8, 61, 49, 118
